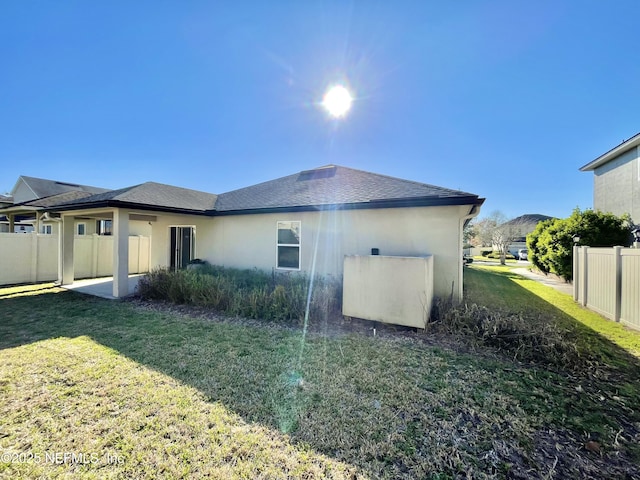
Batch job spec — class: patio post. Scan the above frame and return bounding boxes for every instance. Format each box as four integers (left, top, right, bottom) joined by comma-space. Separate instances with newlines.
61, 215, 75, 285
112, 208, 129, 298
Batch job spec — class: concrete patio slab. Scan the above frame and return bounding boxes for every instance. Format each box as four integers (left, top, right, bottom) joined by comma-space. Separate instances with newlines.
62, 274, 145, 300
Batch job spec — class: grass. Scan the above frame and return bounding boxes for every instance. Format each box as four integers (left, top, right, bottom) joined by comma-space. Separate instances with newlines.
1, 272, 639, 478
466, 264, 640, 358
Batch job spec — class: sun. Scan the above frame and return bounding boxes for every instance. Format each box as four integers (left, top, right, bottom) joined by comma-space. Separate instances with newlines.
322, 85, 353, 118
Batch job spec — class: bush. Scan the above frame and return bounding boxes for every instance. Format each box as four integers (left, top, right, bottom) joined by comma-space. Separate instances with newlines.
429, 299, 583, 369
486, 251, 516, 260
527, 208, 632, 280
136, 266, 342, 325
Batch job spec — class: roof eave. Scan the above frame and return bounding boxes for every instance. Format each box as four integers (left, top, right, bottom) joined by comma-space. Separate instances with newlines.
580, 132, 640, 171
45, 200, 211, 216
209, 195, 485, 216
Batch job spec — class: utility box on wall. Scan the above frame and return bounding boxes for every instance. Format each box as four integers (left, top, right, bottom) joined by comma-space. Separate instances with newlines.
342, 255, 434, 329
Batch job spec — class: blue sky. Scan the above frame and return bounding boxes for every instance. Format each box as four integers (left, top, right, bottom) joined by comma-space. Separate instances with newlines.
1, 1, 639, 219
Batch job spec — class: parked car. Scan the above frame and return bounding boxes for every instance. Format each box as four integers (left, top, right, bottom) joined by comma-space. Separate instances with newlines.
518, 249, 528, 260
463, 254, 473, 265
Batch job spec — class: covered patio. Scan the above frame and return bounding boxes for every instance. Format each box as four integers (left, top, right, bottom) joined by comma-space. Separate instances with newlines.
62, 274, 146, 300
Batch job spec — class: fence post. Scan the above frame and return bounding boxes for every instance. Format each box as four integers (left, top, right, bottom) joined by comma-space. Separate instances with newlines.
580, 246, 589, 307
573, 244, 579, 301
91, 234, 99, 278
30, 233, 38, 283
613, 246, 622, 322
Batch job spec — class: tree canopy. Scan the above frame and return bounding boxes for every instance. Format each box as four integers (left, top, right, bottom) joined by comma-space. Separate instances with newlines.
527, 208, 632, 280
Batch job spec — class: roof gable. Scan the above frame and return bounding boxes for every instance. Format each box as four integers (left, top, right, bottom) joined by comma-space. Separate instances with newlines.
215, 165, 481, 212
11, 175, 110, 201
580, 131, 640, 171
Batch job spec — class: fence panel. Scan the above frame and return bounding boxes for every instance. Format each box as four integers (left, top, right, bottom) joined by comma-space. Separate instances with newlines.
0, 233, 150, 285
574, 246, 640, 330
620, 249, 640, 329
585, 248, 616, 320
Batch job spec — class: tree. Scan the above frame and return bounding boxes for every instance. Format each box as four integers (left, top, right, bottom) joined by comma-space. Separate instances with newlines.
527, 208, 632, 280
468, 211, 519, 264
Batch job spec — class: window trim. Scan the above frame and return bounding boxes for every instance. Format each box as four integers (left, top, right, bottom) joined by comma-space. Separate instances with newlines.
76, 222, 86, 236
276, 220, 301, 271
41, 224, 52, 235
96, 219, 113, 236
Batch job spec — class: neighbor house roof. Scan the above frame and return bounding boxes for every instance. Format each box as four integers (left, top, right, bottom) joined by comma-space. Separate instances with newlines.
12, 175, 110, 198
0, 194, 12, 204
53, 182, 218, 214
580, 131, 640, 171
0, 191, 96, 215
214, 165, 484, 214
503, 214, 553, 226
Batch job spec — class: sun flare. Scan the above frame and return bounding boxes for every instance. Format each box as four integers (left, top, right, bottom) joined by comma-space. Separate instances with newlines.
322, 85, 353, 118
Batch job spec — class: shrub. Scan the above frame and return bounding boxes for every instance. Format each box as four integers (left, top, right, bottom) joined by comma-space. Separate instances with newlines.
486, 251, 516, 260
137, 266, 342, 325
527, 208, 632, 280
429, 299, 583, 369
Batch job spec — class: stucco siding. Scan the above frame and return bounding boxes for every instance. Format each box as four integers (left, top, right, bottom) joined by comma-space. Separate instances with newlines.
148, 214, 215, 268
593, 146, 640, 222
200, 205, 467, 299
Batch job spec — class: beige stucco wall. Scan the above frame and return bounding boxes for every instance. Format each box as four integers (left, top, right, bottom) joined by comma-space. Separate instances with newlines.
343, 255, 434, 328
148, 213, 216, 268
190, 205, 470, 300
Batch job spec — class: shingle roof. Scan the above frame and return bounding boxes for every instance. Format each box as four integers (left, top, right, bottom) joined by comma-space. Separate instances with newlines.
215, 165, 481, 212
18, 191, 95, 208
503, 214, 554, 226
17, 176, 109, 198
55, 182, 218, 213
0, 194, 12, 203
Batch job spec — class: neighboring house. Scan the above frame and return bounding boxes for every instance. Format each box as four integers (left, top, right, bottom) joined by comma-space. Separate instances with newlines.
1, 176, 110, 234
11, 175, 109, 203
580, 132, 640, 223
0, 194, 13, 233
1, 165, 484, 300
503, 213, 553, 256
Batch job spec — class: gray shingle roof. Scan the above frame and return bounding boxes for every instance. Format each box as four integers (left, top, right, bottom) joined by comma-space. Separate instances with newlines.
18, 176, 109, 198
0, 194, 12, 203
503, 214, 554, 226
56, 182, 218, 212
215, 165, 481, 212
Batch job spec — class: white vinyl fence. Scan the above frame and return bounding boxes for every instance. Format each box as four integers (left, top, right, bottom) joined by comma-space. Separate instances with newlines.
574, 246, 640, 330
0, 233, 150, 286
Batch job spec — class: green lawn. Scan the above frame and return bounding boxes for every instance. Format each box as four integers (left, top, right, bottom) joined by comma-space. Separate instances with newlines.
1, 274, 639, 478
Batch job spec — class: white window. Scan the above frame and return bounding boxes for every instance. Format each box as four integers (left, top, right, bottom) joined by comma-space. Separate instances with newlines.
96, 220, 112, 235
77, 223, 86, 235
277, 221, 301, 270
41, 224, 52, 235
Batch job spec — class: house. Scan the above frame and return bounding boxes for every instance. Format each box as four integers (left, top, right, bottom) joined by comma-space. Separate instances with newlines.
580, 132, 640, 223
1, 165, 484, 301
1, 176, 110, 234
0, 194, 13, 233
503, 213, 553, 256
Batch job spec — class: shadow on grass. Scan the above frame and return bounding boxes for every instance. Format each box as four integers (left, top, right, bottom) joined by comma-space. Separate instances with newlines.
464, 266, 640, 370
0, 287, 376, 476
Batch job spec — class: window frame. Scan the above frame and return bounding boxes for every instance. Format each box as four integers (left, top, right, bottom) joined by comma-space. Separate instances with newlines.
76, 222, 86, 236
276, 220, 301, 271
41, 224, 52, 235
96, 219, 113, 236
